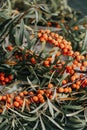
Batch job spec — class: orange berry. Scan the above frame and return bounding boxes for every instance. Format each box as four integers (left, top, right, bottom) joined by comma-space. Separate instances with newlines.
76, 85, 80, 90
14, 101, 19, 107
68, 87, 72, 93
33, 96, 38, 102
72, 84, 77, 89
37, 94, 43, 99
0, 76, 4, 81
38, 33, 42, 37
71, 76, 76, 82
0, 96, 2, 101
48, 83, 53, 88
8, 75, 13, 80
23, 90, 28, 95
83, 61, 87, 66
40, 37, 45, 42
19, 92, 24, 97
73, 26, 79, 30
30, 57, 36, 64
29, 91, 34, 95
7, 45, 13, 51
80, 66, 85, 71
2, 95, 7, 101
64, 87, 69, 93
7, 97, 11, 103
76, 81, 80, 85
62, 80, 67, 85
1, 81, 6, 85
43, 60, 49, 66
4, 77, 9, 83
15, 96, 21, 101
40, 99, 45, 103
0, 109, 3, 113
38, 90, 44, 95
19, 100, 23, 106
58, 87, 64, 93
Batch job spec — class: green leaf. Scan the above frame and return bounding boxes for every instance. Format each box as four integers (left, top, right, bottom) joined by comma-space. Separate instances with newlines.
47, 98, 54, 117
82, 30, 87, 50
84, 108, 87, 122
40, 116, 46, 130
66, 108, 85, 117
30, 102, 46, 113
19, 19, 24, 45
43, 114, 64, 130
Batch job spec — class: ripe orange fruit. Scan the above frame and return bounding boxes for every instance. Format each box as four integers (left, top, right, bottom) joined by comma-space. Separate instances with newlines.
0, 96, 2, 101
30, 57, 36, 64
58, 87, 64, 93
48, 83, 53, 88
4, 77, 9, 83
33, 96, 38, 102
15, 96, 21, 101
19, 92, 24, 97
8, 75, 13, 80
38, 90, 44, 95
7, 45, 13, 51
2, 95, 7, 101
14, 101, 19, 107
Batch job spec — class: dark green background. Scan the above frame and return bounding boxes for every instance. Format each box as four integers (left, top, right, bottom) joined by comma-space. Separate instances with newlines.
68, 0, 87, 15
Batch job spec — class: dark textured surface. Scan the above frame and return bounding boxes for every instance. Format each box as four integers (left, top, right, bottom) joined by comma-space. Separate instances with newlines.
68, 0, 87, 15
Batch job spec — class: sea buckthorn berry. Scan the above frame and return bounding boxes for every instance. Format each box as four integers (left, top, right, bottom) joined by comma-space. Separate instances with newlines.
19, 100, 23, 106
30, 57, 36, 64
83, 61, 87, 66
62, 80, 67, 85
43, 60, 50, 67
0, 96, 2, 101
1, 81, 6, 85
68, 87, 72, 93
38, 90, 44, 95
80, 66, 85, 71
0, 76, 4, 81
76, 81, 81, 85
2, 95, 7, 101
29, 91, 34, 95
40, 99, 45, 103
64, 87, 69, 93
58, 87, 64, 93
0, 109, 3, 113
14, 101, 19, 107
7, 45, 13, 51
4, 77, 9, 83
19, 92, 24, 97
15, 96, 21, 101
38, 33, 42, 37
8, 75, 13, 80
7, 97, 11, 103
23, 90, 28, 95
76, 85, 80, 90
33, 96, 38, 102
71, 76, 76, 82
48, 83, 53, 88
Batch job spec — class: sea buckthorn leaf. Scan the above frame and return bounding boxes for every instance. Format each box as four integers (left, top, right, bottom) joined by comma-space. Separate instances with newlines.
33, 120, 39, 130
66, 107, 85, 117
47, 98, 54, 117
9, 108, 38, 121
63, 105, 83, 110
39, 116, 46, 130
19, 19, 24, 45
43, 114, 64, 130
82, 30, 87, 50
30, 102, 46, 113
